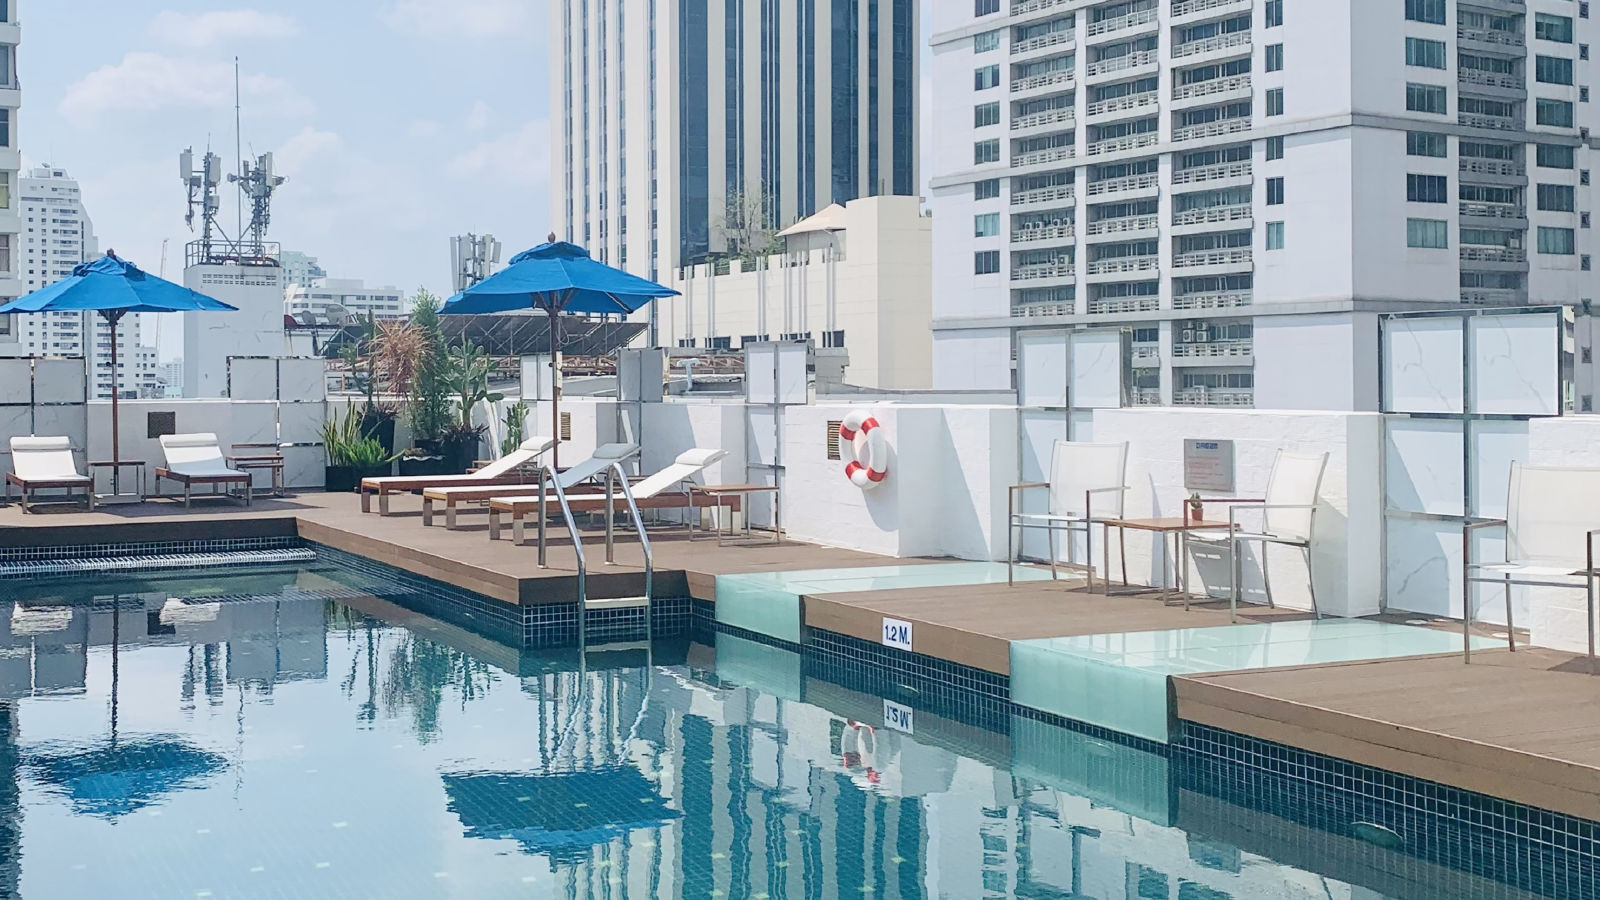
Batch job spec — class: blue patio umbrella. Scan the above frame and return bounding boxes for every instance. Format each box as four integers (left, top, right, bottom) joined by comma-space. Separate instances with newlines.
442, 238, 677, 468
0, 251, 237, 492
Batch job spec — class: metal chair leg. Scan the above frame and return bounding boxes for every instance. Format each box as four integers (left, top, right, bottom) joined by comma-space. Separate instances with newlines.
1260, 542, 1277, 609
1504, 575, 1515, 651
1047, 524, 1059, 581
1230, 535, 1241, 623
1303, 543, 1318, 619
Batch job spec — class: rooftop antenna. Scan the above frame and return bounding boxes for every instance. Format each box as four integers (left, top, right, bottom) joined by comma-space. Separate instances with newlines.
233, 57, 242, 257
178, 57, 287, 267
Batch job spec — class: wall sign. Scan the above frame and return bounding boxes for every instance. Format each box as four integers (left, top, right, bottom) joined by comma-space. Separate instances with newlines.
1183, 439, 1236, 493
881, 617, 913, 651
883, 699, 914, 734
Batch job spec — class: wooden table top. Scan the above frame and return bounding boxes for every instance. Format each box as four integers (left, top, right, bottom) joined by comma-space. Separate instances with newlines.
1104, 516, 1233, 533
696, 484, 780, 495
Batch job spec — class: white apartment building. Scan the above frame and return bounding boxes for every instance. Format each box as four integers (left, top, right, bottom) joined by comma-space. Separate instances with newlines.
929, 0, 1597, 411
549, 0, 920, 291
284, 278, 406, 321
663, 195, 934, 389
279, 250, 327, 290
0, 3, 22, 357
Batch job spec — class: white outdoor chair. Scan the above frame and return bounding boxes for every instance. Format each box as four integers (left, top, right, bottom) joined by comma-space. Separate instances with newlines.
1007, 441, 1129, 591
155, 433, 253, 506
6, 437, 93, 512
1211, 450, 1329, 621
1467, 462, 1600, 663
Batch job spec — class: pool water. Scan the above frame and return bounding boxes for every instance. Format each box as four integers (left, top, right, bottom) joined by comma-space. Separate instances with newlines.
0, 562, 1573, 899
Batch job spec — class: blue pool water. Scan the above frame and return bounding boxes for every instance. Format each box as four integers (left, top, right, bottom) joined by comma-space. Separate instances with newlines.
0, 560, 1582, 899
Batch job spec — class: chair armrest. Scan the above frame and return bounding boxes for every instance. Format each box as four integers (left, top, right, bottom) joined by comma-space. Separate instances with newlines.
1463, 517, 1507, 533
1009, 482, 1049, 495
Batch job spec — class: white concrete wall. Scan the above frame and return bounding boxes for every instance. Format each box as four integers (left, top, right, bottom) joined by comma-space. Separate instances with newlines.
183, 264, 288, 398
86, 398, 327, 491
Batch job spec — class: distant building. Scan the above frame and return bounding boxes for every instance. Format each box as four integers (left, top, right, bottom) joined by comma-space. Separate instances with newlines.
0, 8, 19, 361
157, 360, 183, 398
662, 195, 933, 390
285, 278, 407, 322
279, 250, 327, 290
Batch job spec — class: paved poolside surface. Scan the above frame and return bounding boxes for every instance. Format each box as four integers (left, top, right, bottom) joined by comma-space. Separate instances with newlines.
3, 489, 1600, 820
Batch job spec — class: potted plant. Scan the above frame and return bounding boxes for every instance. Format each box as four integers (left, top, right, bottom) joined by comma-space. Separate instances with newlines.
501, 401, 529, 456
406, 290, 452, 456
341, 312, 399, 456
323, 405, 397, 491
439, 337, 503, 474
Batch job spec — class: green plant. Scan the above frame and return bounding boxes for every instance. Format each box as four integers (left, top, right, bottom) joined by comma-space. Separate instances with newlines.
343, 436, 398, 469
407, 290, 452, 444
445, 337, 504, 429
339, 313, 381, 412
321, 405, 364, 467
501, 401, 529, 456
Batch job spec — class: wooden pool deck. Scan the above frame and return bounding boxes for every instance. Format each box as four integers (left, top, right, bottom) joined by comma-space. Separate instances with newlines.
2, 488, 1599, 822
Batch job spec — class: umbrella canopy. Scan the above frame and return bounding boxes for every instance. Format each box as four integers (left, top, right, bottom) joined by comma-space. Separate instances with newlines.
0, 251, 237, 495
441, 240, 676, 467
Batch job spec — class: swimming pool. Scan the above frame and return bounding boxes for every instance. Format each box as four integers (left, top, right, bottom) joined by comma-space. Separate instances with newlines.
0, 560, 1582, 899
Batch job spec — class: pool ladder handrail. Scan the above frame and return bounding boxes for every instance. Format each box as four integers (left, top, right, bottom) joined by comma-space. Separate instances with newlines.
553, 462, 650, 649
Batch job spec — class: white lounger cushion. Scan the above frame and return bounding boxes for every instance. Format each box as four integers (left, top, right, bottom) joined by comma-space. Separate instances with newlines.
159, 433, 246, 478
553, 443, 641, 490
10, 436, 88, 483
631, 448, 728, 499
475, 435, 557, 478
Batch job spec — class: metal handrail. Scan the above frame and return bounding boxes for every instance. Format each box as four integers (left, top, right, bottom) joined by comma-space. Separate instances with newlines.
545, 469, 589, 642
603, 462, 655, 609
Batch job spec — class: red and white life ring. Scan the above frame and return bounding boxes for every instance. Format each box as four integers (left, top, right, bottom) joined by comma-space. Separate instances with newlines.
839, 409, 889, 490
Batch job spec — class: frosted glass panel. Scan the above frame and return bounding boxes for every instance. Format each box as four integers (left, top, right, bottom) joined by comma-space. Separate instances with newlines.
1070, 331, 1123, 409
1384, 418, 1463, 516
280, 358, 326, 402
1382, 317, 1462, 413
1384, 517, 1461, 617
1019, 410, 1069, 561
520, 355, 553, 401
33, 359, 86, 404
745, 344, 775, 404
228, 359, 278, 401
0, 359, 31, 405
746, 407, 778, 467
1018, 331, 1069, 408
32, 406, 87, 454
775, 343, 809, 405
1470, 313, 1559, 415
1468, 419, 1529, 519
279, 402, 326, 445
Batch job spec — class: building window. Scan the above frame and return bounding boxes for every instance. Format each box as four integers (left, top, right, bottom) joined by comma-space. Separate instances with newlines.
1406, 0, 1445, 24
1536, 13, 1575, 43
974, 139, 1000, 164
974, 64, 1000, 91
974, 250, 1001, 274
0, 172, 9, 210
974, 178, 1001, 200
974, 101, 1000, 128
1407, 131, 1448, 157
1406, 37, 1447, 69
1538, 183, 1577, 211
973, 30, 1001, 52
1406, 83, 1447, 114
1265, 44, 1283, 71
1407, 217, 1449, 248
1538, 226, 1577, 254
0, 234, 10, 273
1586, 255, 1594, 271
1538, 143, 1577, 168
1266, 176, 1285, 205
1265, 0, 1282, 27
1407, 173, 1449, 202
1266, 88, 1284, 116
975, 0, 1000, 15
1266, 136, 1284, 160
974, 212, 1000, 237
1265, 221, 1285, 250
1537, 55, 1576, 85
1537, 98, 1575, 127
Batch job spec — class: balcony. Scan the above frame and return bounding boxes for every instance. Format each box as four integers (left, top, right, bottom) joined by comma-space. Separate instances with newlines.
1090, 296, 1160, 315
1013, 30, 1075, 56
1460, 157, 1525, 178
1172, 74, 1251, 103
1459, 201, 1525, 220
1013, 185, 1076, 206
1172, 247, 1252, 269
1172, 30, 1251, 60
1087, 255, 1160, 276
1013, 299, 1077, 317
1012, 69, 1075, 94
1012, 223, 1076, 244
1172, 338, 1253, 360
1174, 387, 1254, 407
1172, 203, 1251, 227
1013, 146, 1077, 167
1012, 108, 1076, 131
1458, 112, 1519, 131
1460, 245, 1528, 264
1086, 172, 1159, 196
1173, 118, 1252, 142
1171, 159, 1252, 185
1012, 259, 1076, 281
1086, 92, 1159, 119
1086, 50, 1157, 78
1088, 132, 1159, 156
1131, 387, 1163, 406
1457, 26, 1524, 49
1458, 68, 1525, 91
1171, 0, 1251, 20
1173, 289, 1252, 310
1132, 343, 1161, 365
1086, 7, 1158, 40
1011, 0, 1073, 16
1087, 214, 1159, 236
1461, 287, 1529, 305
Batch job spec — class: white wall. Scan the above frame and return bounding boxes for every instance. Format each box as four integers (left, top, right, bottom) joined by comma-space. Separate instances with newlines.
183, 264, 287, 398
86, 398, 327, 491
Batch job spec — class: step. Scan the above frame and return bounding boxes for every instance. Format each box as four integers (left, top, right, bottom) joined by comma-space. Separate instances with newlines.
584, 596, 651, 611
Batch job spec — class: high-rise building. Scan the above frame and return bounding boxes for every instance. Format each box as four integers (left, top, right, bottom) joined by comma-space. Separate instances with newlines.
279, 250, 327, 290
285, 278, 407, 321
928, 0, 1596, 410
18, 166, 157, 399
0, 4, 22, 358
549, 0, 921, 280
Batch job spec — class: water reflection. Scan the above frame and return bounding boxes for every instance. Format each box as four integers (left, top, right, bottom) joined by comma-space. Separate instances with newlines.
0, 564, 1571, 899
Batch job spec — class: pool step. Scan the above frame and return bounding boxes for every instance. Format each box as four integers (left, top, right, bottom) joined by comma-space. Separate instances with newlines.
0, 547, 317, 578
585, 596, 650, 610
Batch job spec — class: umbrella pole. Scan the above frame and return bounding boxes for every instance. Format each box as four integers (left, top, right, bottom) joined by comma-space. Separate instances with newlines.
106, 311, 122, 496
548, 294, 561, 471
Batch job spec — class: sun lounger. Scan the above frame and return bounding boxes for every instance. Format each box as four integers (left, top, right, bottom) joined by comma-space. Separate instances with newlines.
155, 433, 253, 506
359, 435, 562, 514
6, 437, 94, 512
419, 442, 647, 528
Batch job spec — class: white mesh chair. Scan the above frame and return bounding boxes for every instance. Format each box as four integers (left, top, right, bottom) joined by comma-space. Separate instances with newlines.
1467, 463, 1600, 663
6, 437, 93, 512
1007, 441, 1129, 590
1217, 450, 1328, 621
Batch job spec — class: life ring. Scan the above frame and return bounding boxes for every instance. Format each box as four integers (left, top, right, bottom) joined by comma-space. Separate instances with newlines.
839, 410, 889, 489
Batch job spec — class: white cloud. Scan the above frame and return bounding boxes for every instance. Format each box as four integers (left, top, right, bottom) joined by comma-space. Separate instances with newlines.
274, 126, 343, 176
59, 53, 311, 127
449, 120, 550, 188
465, 100, 492, 132
408, 119, 442, 138
150, 10, 299, 48
381, 0, 536, 38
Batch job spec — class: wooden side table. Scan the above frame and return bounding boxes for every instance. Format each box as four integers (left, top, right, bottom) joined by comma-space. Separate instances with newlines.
1102, 517, 1233, 608
229, 444, 286, 499
87, 459, 147, 502
693, 484, 782, 543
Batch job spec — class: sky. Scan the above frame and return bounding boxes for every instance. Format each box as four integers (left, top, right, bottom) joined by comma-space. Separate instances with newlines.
23, 2, 933, 361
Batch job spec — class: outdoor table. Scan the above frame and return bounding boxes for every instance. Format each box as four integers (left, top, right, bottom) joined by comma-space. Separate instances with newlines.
1102, 516, 1233, 608
229, 443, 286, 498
693, 485, 782, 544
87, 459, 146, 502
